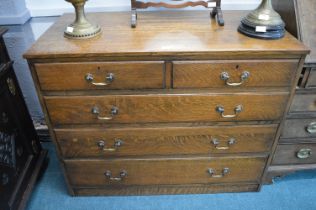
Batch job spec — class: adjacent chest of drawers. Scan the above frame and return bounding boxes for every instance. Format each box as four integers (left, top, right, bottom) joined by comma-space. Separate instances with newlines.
24, 11, 308, 196
265, 0, 316, 182
0, 28, 47, 210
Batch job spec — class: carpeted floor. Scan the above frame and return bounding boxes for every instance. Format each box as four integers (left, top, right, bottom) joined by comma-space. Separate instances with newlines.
26, 142, 316, 210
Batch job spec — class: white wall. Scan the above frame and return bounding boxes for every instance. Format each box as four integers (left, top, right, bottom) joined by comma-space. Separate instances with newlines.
0, 0, 30, 24
26, 0, 261, 17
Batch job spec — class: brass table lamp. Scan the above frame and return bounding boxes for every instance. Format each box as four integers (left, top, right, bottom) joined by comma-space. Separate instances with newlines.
238, 0, 285, 39
64, 0, 101, 39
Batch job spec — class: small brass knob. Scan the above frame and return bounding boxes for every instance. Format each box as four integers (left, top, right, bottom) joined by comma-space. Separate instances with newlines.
296, 148, 312, 159
306, 122, 316, 134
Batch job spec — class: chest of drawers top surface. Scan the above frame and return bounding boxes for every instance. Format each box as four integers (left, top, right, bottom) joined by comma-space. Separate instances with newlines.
24, 11, 308, 60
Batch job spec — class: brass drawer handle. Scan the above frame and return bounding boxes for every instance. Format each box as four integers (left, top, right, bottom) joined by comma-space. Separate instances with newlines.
91, 106, 118, 120
85, 73, 115, 86
104, 170, 127, 181
220, 71, 250, 86
211, 138, 236, 150
97, 139, 123, 152
297, 148, 312, 159
306, 122, 316, 134
216, 105, 243, 118
208, 168, 230, 178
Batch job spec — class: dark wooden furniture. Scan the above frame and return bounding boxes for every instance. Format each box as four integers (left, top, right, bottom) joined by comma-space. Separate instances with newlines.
0, 28, 48, 210
130, 0, 224, 27
24, 11, 308, 196
265, 0, 316, 183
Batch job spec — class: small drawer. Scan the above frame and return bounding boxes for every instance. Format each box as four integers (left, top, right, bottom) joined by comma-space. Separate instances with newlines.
306, 68, 316, 88
65, 157, 266, 187
272, 144, 316, 165
45, 91, 289, 125
173, 60, 298, 88
35, 61, 165, 91
54, 124, 277, 158
290, 93, 316, 113
282, 119, 316, 139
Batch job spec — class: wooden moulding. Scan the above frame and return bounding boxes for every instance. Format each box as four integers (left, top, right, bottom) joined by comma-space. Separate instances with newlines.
73, 183, 259, 196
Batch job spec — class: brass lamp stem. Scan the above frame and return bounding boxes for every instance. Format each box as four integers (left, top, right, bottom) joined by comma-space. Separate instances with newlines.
74, 2, 87, 25
259, 0, 272, 8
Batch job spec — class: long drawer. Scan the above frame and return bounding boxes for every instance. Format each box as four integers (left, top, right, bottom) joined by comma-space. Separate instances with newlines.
290, 93, 316, 113
306, 68, 316, 88
281, 119, 316, 139
35, 61, 165, 91
45, 92, 289, 125
173, 60, 298, 88
272, 143, 316, 165
55, 124, 277, 158
65, 157, 266, 187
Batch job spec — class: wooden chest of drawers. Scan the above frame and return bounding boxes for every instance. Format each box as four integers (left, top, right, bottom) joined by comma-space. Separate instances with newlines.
265, 0, 316, 182
24, 11, 308, 195
0, 28, 47, 210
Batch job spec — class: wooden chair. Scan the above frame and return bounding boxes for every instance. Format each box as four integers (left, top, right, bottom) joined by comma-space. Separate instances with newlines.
131, 0, 224, 28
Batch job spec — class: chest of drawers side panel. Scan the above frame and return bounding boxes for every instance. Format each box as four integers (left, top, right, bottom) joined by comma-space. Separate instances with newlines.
27, 61, 76, 196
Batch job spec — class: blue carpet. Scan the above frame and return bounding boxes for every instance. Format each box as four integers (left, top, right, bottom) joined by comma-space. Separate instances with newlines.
26, 143, 316, 210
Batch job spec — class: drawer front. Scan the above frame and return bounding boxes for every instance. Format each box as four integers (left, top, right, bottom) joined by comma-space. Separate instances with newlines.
306, 68, 316, 88
290, 93, 316, 113
272, 144, 316, 165
35, 62, 165, 91
45, 92, 289, 125
55, 124, 277, 158
65, 157, 266, 187
173, 60, 298, 88
282, 119, 316, 139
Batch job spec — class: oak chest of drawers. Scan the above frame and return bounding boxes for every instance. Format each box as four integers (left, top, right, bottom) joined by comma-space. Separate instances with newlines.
24, 11, 308, 196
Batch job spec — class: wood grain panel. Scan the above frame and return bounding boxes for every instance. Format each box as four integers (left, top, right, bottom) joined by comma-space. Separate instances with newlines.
281, 119, 316, 139
272, 143, 316, 165
35, 61, 165, 91
72, 183, 259, 196
65, 157, 266, 187
45, 92, 289, 125
55, 124, 277, 158
173, 60, 298, 88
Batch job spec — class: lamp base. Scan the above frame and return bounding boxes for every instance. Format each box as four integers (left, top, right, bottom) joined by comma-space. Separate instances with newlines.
64, 22, 101, 39
238, 20, 285, 40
